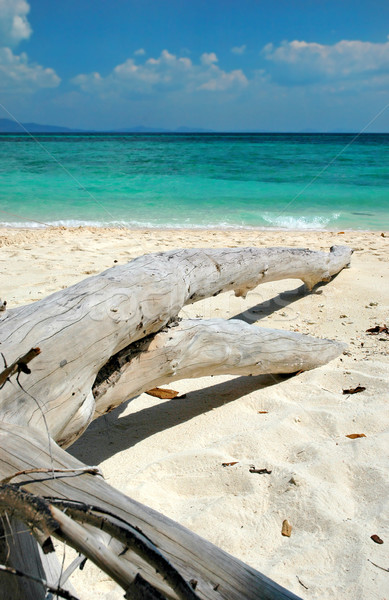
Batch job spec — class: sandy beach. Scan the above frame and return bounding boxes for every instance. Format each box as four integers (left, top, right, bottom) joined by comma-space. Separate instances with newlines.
1, 226, 388, 599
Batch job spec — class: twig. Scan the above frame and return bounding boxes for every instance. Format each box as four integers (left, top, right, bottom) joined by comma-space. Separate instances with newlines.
0, 466, 103, 485
0, 347, 56, 479
296, 576, 309, 589
249, 466, 272, 475
368, 559, 389, 572
0, 563, 80, 600
0, 347, 40, 387
13, 379, 55, 476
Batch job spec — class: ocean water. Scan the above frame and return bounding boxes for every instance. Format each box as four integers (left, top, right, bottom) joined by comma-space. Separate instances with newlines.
0, 133, 388, 230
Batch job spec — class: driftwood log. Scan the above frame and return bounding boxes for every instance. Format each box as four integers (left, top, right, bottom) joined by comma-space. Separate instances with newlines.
0, 245, 352, 599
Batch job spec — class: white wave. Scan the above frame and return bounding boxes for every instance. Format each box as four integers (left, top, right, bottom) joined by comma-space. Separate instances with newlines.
0, 213, 341, 231
0, 218, 257, 230
262, 213, 340, 230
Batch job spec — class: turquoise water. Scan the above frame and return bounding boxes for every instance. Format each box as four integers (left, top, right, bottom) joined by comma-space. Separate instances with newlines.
0, 133, 388, 230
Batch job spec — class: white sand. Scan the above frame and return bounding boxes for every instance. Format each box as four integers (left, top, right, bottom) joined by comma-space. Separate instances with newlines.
1, 226, 388, 599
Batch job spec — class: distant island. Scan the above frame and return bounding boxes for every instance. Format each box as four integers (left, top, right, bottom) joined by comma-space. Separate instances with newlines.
0, 118, 80, 133
0, 118, 213, 134
0, 119, 374, 134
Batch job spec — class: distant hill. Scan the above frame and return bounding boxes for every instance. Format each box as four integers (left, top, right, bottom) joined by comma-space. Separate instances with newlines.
0, 118, 214, 134
1, 119, 367, 134
0, 118, 84, 133
111, 125, 214, 133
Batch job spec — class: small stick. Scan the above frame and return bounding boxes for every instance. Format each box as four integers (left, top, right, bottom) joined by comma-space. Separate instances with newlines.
0, 466, 103, 485
249, 467, 272, 475
368, 559, 389, 572
296, 576, 309, 590
0, 347, 40, 387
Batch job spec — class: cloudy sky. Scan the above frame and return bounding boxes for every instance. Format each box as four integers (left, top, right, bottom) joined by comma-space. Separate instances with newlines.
1, 0, 389, 131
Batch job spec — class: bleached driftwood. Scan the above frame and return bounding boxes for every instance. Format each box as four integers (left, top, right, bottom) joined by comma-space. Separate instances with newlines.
0, 245, 351, 446
93, 318, 346, 417
0, 245, 352, 599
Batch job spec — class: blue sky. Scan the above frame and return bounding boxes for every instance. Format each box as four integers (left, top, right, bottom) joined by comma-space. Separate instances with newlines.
1, 0, 389, 131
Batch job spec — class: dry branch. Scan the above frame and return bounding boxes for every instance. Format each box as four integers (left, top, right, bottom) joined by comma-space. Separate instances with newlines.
93, 318, 346, 417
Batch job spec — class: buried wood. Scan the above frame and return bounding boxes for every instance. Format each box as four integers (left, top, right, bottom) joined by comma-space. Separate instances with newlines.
0, 245, 352, 598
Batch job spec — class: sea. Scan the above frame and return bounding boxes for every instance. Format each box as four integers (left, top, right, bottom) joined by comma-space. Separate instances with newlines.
0, 133, 388, 231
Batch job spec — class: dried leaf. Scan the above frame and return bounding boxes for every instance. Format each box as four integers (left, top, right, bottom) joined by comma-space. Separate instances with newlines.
371, 534, 384, 544
145, 387, 179, 399
282, 519, 292, 537
258, 410, 268, 414
249, 467, 272, 475
343, 386, 366, 395
366, 325, 389, 335
222, 461, 238, 467
346, 433, 366, 439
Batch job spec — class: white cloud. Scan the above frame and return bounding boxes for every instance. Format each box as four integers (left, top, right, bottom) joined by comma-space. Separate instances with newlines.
0, 0, 31, 46
231, 45, 246, 55
201, 52, 218, 65
199, 68, 247, 91
73, 49, 248, 97
0, 46, 60, 92
0, 0, 60, 94
262, 37, 389, 86
134, 48, 145, 56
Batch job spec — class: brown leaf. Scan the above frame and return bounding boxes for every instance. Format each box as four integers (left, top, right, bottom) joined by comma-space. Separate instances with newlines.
343, 386, 366, 395
346, 433, 366, 439
145, 387, 180, 399
337, 231, 345, 234
249, 467, 272, 474
366, 325, 389, 335
222, 461, 239, 467
282, 519, 292, 537
258, 410, 268, 414
371, 534, 384, 544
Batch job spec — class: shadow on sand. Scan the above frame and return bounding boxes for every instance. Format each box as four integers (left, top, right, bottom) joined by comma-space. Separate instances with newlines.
69, 373, 291, 465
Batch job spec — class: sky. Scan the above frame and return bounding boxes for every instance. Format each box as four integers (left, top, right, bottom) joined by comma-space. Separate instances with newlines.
0, 0, 389, 131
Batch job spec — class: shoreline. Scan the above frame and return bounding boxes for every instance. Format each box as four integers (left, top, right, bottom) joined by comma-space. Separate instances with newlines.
1, 223, 389, 233
1, 225, 387, 307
